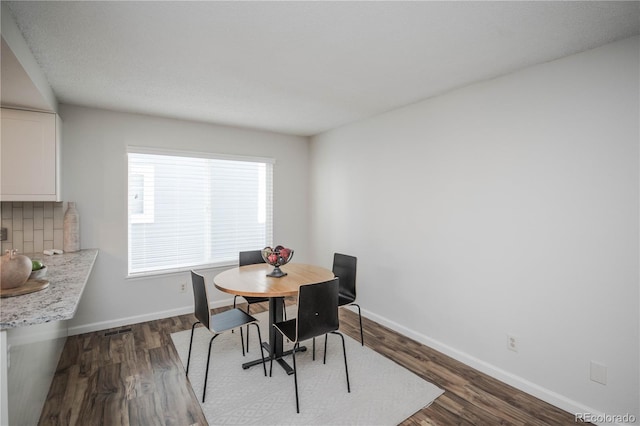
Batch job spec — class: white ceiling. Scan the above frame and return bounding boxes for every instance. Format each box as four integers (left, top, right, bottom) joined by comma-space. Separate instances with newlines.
3, 1, 639, 137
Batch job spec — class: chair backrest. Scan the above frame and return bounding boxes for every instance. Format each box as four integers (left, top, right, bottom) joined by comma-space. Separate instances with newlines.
239, 250, 266, 266
295, 278, 340, 342
332, 253, 357, 303
191, 270, 211, 329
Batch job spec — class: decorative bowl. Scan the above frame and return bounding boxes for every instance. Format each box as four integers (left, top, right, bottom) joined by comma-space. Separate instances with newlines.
29, 265, 48, 281
261, 246, 294, 278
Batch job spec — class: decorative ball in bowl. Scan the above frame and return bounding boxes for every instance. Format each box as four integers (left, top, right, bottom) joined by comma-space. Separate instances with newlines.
30, 261, 47, 280
261, 245, 294, 278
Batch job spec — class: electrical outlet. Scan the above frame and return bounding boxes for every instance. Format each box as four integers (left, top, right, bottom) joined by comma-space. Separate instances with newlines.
507, 334, 518, 352
179, 283, 187, 293
590, 361, 607, 385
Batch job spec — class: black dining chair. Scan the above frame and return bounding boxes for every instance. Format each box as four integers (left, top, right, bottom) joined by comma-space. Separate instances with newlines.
234, 249, 286, 351
187, 270, 267, 402
233, 250, 269, 314
333, 253, 363, 346
270, 278, 350, 413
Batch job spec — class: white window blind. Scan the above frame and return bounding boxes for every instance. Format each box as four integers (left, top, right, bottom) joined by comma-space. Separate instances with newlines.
127, 148, 273, 276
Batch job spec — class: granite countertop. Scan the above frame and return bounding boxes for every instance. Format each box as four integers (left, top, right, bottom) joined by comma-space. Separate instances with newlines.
0, 249, 98, 330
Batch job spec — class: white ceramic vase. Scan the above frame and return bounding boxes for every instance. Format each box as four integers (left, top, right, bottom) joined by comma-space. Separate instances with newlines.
63, 202, 80, 252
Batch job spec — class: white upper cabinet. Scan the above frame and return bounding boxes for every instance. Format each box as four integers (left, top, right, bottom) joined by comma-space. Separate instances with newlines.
1, 108, 61, 201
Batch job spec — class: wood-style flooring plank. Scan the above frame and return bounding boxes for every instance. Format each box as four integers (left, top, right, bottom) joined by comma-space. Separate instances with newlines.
39, 302, 586, 426
126, 392, 165, 426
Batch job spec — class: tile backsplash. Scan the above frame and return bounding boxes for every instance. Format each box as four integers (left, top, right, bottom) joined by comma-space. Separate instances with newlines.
1, 202, 68, 254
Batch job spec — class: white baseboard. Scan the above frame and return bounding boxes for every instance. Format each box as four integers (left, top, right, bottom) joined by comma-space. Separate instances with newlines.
67, 297, 234, 336
361, 307, 618, 426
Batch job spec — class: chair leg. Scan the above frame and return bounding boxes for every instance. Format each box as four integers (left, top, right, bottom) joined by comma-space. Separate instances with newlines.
323, 333, 328, 364
352, 303, 363, 346
186, 321, 200, 375
245, 304, 251, 352
239, 326, 246, 356
203, 334, 219, 403
283, 299, 287, 320
232, 296, 238, 334
331, 331, 351, 393
269, 324, 275, 377
292, 342, 300, 413
312, 337, 316, 361
252, 323, 267, 377
281, 298, 291, 344
271, 338, 301, 413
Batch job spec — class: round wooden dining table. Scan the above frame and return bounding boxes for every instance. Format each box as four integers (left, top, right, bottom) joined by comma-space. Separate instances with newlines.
214, 262, 334, 374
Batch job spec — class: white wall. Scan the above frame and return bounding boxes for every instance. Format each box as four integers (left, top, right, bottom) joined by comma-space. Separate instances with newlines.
59, 106, 310, 333
310, 36, 639, 421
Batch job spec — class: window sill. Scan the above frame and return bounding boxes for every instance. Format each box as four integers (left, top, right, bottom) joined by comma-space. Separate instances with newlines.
126, 262, 237, 280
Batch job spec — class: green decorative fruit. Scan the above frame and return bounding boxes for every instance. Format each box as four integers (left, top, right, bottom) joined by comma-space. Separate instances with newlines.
32, 260, 44, 271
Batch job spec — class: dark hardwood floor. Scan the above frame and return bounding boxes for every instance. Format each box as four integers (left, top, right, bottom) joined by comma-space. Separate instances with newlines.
40, 301, 583, 425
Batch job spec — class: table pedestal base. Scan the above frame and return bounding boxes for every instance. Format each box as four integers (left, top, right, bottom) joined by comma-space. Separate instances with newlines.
241, 342, 306, 375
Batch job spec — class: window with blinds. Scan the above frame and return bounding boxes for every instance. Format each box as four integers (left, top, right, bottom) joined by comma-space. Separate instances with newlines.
127, 148, 273, 276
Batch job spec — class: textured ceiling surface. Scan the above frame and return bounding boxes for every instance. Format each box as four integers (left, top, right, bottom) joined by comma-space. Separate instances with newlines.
5, 1, 639, 136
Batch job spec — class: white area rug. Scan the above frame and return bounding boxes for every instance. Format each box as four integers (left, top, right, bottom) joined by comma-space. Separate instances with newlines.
171, 309, 444, 425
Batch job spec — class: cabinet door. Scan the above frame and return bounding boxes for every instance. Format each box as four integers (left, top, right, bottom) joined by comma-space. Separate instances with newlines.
1, 108, 60, 201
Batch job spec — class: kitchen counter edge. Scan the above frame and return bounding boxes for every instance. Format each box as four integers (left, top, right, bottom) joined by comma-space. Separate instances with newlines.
0, 249, 99, 329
